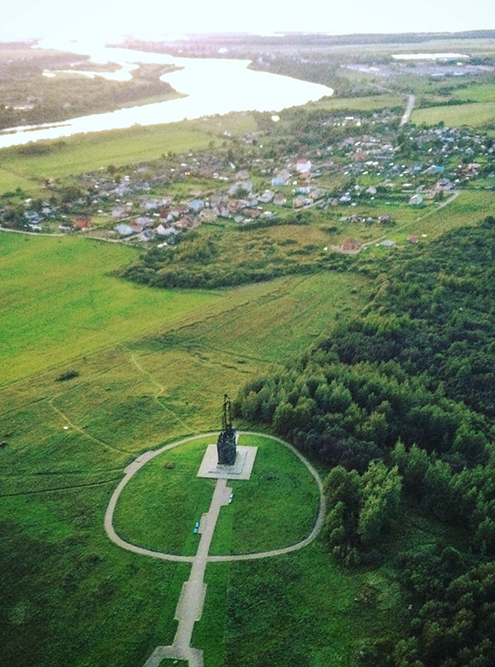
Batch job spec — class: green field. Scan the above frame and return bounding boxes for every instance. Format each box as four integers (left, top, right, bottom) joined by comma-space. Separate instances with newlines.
0, 113, 257, 194
114, 437, 216, 556
455, 83, 495, 103
114, 434, 319, 557
412, 101, 495, 127
306, 94, 405, 112
0, 228, 401, 667
0, 234, 222, 385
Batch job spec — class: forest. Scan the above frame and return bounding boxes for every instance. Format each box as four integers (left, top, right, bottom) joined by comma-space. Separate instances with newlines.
235, 217, 495, 666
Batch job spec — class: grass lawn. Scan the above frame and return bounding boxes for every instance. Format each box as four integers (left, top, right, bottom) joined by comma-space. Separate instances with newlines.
210, 433, 320, 555
455, 83, 495, 103
114, 437, 216, 557
195, 544, 405, 667
114, 433, 319, 558
0, 485, 188, 667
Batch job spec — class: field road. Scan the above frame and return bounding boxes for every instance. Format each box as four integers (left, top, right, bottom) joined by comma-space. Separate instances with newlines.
400, 94, 416, 126
358, 189, 461, 253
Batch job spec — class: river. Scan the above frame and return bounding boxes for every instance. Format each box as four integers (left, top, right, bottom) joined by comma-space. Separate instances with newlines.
0, 39, 333, 149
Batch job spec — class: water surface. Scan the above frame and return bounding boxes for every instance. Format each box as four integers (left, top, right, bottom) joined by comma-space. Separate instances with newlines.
0, 39, 333, 148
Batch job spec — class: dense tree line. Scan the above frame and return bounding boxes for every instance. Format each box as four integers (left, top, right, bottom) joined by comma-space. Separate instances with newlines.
235, 217, 495, 664
354, 547, 495, 667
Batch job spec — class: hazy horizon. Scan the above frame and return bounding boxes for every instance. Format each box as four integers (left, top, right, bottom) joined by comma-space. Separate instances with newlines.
2, 0, 495, 43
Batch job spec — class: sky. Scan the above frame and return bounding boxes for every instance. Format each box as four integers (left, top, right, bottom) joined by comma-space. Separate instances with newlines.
2, 0, 495, 42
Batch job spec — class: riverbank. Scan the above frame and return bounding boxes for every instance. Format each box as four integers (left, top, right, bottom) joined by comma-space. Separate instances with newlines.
0, 40, 332, 149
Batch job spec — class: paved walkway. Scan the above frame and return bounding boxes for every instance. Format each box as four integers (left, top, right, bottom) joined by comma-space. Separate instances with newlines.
104, 432, 326, 667
143, 478, 231, 667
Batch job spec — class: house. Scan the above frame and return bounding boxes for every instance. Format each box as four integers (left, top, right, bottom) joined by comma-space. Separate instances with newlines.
408, 236, 419, 244
189, 199, 205, 214
275, 169, 291, 183
75, 218, 92, 230
244, 208, 261, 219
229, 199, 249, 213
138, 230, 155, 242
434, 179, 453, 192
293, 195, 312, 208
342, 238, 361, 252
142, 198, 159, 210
296, 158, 312, 174
115, 224, 134, 236
235, 169, 249, 181
312, 188, 326, 200
199, 209, 218, 223
273, 194, 287, 206
134, 216, 153, 227
213, 205, 231, 218
258, 190, 274, 204
366, 186, 377, 195
175, 217, 194, 230
155, 225, 179, 237
238, 181, 253, 193
271, 178, 286, 186
409, 194, 424, 206
379, 239, 396, 247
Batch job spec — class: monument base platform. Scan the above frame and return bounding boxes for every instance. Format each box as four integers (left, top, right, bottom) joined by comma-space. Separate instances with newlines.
197, 445, 257, 480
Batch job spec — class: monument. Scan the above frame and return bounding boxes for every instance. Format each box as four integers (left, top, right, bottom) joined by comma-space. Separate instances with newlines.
197, 395, 257, 480
216, 394, 237, 465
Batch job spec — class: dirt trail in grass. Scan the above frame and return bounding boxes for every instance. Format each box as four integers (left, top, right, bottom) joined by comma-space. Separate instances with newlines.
0, 225, 64, 237
0, 476, 122, 498
49, 398, 132, 455
121, 345, 191, 431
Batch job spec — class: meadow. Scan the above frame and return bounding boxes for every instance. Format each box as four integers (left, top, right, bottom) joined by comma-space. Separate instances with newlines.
0, 225, 408, 667
0, 234, 221, 385
0, 113, 256, 194
306, 94, 405, 112
412, 101, 495, 127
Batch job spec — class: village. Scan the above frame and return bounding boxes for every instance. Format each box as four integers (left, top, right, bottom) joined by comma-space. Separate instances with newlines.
1, 110, 494, 252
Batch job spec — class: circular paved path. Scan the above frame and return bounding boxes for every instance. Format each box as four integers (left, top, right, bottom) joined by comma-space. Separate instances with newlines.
105, 431, 326, 562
